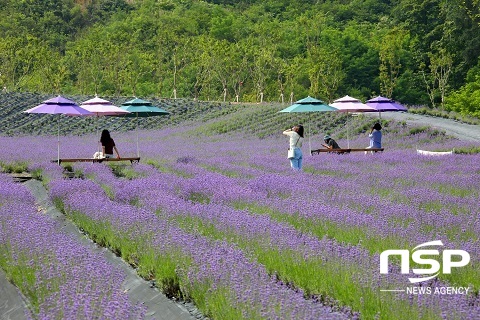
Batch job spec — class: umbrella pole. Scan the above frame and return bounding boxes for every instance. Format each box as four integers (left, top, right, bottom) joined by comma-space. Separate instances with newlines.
308, 114, 312, 155
57, 116, 60, 165
347, 111, 350, 149
136, 113, 139, 158
96, 116, 101, 153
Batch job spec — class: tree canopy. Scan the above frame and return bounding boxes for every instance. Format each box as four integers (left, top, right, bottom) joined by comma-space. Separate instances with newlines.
0, 0, 479, 116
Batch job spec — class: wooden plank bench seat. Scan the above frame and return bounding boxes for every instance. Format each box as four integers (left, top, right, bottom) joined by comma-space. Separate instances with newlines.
311, 148, 384, 155
52, 157, 140, 164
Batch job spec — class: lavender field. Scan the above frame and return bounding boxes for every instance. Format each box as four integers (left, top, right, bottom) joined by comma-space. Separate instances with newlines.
1, 120, 480, 319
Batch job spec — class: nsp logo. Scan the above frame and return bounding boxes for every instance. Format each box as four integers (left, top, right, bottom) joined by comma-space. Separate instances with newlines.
380, 240, 470, 283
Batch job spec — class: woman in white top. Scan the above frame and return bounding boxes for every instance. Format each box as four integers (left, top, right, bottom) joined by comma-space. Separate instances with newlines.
283, 125, 304, 170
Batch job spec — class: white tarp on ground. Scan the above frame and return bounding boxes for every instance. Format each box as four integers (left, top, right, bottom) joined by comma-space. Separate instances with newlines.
416, 149, 454, 156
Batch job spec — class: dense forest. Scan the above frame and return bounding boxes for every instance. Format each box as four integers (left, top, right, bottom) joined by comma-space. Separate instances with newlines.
0, 0, 479, 116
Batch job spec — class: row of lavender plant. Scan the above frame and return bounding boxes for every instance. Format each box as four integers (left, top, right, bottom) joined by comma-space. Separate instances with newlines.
51, 161, 448, 319
0, 118, 471, 165
252, 151, 480, 284
142, 147, 480, 288
0, 173, 146, 319
84, 159, 480, 320
48, 174, 348, 319
1, 123, 477, 319
125, 150, 480, 256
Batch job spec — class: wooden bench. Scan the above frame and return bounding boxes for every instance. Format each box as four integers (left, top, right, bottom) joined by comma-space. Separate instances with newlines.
51, 157, 140, 164
311, 148, 384, 155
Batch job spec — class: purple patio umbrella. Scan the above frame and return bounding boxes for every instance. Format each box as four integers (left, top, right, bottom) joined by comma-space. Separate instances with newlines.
24, 95, 93, 164
365, 96, 407, 118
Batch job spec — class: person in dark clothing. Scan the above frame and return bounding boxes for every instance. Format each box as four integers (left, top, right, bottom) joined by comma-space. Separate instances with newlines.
322, 135, 341, 150
100, 129, 121, 158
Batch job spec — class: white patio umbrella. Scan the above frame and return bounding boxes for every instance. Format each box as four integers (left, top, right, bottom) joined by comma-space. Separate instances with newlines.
80, 96, 130, 153
330, 95, 376, 148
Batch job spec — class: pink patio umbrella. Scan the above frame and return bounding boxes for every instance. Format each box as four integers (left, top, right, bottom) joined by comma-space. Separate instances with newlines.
24, 95, 93, 164
330, 95, 376, 148
80, 96, 130, 153
80, 96, 130, 116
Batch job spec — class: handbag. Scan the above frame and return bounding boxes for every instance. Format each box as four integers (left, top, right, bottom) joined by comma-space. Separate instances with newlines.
93, 151, 104, 159
287, 148, 295, 159
287, 137, 300, 159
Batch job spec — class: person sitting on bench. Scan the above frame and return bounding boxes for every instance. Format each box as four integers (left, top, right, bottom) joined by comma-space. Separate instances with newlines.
322, 135, 341, 150
365, 122, 382, 154
366, 122, 382, 150
100, 129, 121, 159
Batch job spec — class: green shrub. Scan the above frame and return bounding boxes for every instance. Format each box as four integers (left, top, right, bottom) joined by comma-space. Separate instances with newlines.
408, 126, 429, 135
453, 146, 480, 154
0, 161, 29, 173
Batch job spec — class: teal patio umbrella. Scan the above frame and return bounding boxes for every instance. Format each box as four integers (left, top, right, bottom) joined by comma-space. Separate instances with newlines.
279, 96, 338, 154
119, 98, 169, 117
117, 98, 170, 157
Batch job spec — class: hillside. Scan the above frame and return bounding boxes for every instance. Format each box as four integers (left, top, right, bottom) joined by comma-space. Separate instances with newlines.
4, 92, 475, 157
0, 92, 353, 139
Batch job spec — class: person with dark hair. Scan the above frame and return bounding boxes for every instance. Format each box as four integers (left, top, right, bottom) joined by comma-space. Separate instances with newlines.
367, 122, 382, 149
322, 135, 341, 150
283, 125, 304, 170
100, 129, 121, 159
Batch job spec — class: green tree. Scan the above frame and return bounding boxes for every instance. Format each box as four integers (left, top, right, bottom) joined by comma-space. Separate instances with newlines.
229, 40, 251, 102
251, 46, 275, 103
211, 40, 235, 102
0, 36, 46, 91
419, 48, 453, 108
123, 50, 155, 97
445, 63, 480, 117
307, 44, 345, 102
33, 48, 68, 94
66, 31, 110, 95
377, 28, 408, 99
187, 36, 218, 100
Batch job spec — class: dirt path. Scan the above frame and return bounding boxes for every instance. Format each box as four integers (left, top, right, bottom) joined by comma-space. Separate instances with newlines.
1, 179, 202, 320
0, 271, 29, 320
367, 112, 480, 142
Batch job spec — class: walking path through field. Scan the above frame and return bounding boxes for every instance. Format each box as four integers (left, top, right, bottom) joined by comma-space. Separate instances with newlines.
368, 112, 480, 142
0, 272, 29, 320
0, 179, 201, 320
